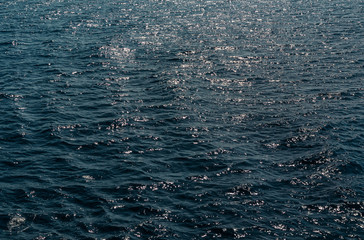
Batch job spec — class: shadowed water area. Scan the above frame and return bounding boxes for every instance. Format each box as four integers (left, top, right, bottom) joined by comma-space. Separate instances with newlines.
0, 0, 363, 239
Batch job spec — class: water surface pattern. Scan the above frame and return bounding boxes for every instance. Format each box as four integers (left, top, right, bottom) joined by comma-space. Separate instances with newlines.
1, 0, 363, 239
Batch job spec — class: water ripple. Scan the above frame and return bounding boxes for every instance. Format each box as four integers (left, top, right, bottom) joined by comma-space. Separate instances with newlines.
1, 0, 363, 239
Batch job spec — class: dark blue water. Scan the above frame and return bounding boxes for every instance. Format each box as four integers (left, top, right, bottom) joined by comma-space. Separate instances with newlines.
1, 0, 363, 239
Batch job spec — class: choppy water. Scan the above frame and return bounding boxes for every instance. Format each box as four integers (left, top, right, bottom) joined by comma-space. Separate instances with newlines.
1, 0, 363, 239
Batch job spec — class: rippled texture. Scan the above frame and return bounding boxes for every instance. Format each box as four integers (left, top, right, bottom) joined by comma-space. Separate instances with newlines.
1, 0, 363, 239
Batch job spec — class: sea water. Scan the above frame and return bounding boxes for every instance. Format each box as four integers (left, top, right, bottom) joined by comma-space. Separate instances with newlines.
0, 0, 363, 239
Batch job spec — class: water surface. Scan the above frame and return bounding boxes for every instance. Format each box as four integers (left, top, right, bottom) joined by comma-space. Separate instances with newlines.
0, 0, 363, 239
